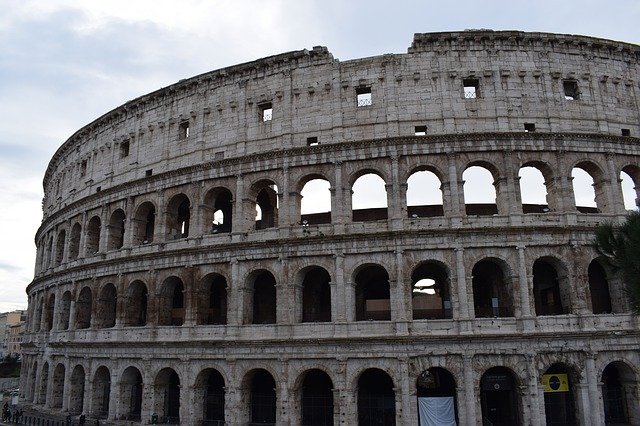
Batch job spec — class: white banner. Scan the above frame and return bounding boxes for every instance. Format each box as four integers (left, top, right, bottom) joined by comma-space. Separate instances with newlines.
418, 396, 457, 426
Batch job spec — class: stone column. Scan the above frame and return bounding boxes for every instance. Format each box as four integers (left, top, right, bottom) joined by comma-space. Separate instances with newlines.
586, 355, 604, 425
388, 155, 404, 230
447, 153, 465, 217
333, 254, 347, 322
224, 385, 242, 426
399, 360, 413, 424
233, 173, 248, 235
77, 211, 88, 260
68, 300, 77, 331
332, 161, 347, 232
526, 355, 544, 426
454, 248, 471, 320
463, 355, 476, 425
228, 259, 242, 326
606, 153, 626, 214
140, 382, 154, 424
98, 207, 109, 253
393, 250, 409, 324
107, 370, 119, 421
516, 245, 533, 318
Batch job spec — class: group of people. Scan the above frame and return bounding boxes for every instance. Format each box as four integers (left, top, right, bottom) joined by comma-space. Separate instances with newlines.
1, 402, 23, 423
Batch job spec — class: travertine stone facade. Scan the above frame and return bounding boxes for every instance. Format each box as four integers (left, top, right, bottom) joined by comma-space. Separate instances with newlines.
22, 31, 640, 425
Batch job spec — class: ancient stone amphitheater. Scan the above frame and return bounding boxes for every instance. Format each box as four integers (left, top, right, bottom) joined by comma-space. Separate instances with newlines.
21, 30, 640, 425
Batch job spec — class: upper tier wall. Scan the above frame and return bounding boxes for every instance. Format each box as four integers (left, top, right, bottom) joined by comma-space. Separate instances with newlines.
42, 30, 640, 216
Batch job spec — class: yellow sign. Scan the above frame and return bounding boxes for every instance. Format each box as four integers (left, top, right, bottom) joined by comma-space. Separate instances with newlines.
542, 374, 569, 392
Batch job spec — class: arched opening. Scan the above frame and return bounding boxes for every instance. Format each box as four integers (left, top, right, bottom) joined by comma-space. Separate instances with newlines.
300, 369, 334, 426
158, 277, 185, 326
95, 283, 117, 328
406, 169, 444, 218
254, 180, 279, 230
58, 291, 71, 330
69, 365, 85, 415
463, 165, 498, 215
355, 265, 391, 321
247, 369, 277, 425
51, 363, 65, 408
621, 166, 639, 211
45, 236, 53, 268
301, 267, 332, 323
69, 222, 82, 260
357, 368, 395, 425
38, 362, 49, 405
472, 259, 513, 318
300, 178, 332, 225
480, 367, 521, 426
542, 364, 577, 426
197, 274, 228, 325
124, 280, 148, 327
108, 209, 126, 250
352, 173, 388, 222
588, 260, 613, 314
602, 361, 638, 424
411, 262, 452, 320
45, 294, 55, 331
416, 367, 458, 426
133, 201, 155, 245
195, 369, 225, 425
124, 280, 147, 327
85, 216, 101, 255
75, 287, 92, 329
91, 366, 110, 419
204, 187, 233, 234
154, 368, 180, 423
55, 229, 66, 265
120, 367, 142, 421
519, 165, 550, 213
28, 361, 37, 402
250, 271, 277, 324
166, 194, 191, 239
533, 258, 567, 316
33, 297, 43, 332
572, 163, 601, 213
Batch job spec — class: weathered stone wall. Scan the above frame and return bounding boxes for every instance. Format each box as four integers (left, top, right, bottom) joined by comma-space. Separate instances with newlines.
23, 31, 640, 425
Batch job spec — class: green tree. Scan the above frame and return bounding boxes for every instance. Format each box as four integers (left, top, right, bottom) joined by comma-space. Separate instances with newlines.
594, 211, 640, 313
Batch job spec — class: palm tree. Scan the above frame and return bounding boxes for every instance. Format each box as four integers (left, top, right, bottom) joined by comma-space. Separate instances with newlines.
594, 211, 640, 313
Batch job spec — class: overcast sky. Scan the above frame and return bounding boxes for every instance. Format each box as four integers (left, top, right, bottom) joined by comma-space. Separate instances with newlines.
1, 0, 639, 312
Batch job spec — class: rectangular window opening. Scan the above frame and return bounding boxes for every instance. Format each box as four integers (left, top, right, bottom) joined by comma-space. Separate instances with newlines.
356, 87, 372, 107
120, 140, 130, 158
415, 125, 428, 136
145, 169, 153, 177
96, 186, 101, 193
524, 123, 536, 132
621, 128, 631, 137
563, 80, 579, 100
80, 160, 87, 177
307, 136, 319, 146
179, 121, 190, 139
260, 103, 273, 122
463, 78, 480, 99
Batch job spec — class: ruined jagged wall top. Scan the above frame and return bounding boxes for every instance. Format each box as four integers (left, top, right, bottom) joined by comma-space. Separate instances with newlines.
41, 31, 639, 218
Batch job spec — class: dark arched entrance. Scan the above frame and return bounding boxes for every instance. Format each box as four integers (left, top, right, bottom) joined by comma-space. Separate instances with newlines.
249, 369, 276, 425
301, 369, 334, 426
357, 368, 395, 425
480, 367, 520, 426
542, 364, 577, 426
416, 367, 457, 426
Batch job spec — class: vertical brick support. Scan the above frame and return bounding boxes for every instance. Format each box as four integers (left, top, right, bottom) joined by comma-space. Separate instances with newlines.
275, 257, 291, 324
77, 211, 88, 260
228, 259, 242, 326
331, 160, 347, 232
392, 250, 408, 323
140, 381, 154, 425
586, 355, 604, 425
517, 246, 533, 318
98, 207, 109, 253
398, 359, 412, 425
462, 355, 477, 425
525, 355, 544, 426
446, 153, 465, 217
389, 155, 404, 230
607, 153, 626, 215
333, 254, 346, 323
454, 247, 470, 320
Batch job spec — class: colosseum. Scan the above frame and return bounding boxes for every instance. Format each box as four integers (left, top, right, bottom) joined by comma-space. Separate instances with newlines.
20, 30, 640, 425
